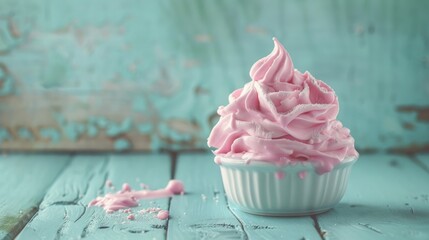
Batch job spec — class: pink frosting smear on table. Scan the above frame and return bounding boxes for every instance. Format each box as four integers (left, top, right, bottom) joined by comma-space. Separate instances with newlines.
208, 37, 358, 174
88, 180, 184, 212
157, 210, 169, 220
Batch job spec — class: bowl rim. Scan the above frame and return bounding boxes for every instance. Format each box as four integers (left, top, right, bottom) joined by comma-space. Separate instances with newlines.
217, 156, 358, 172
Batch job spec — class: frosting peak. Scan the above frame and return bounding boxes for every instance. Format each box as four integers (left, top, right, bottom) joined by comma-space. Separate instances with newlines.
208, 38, 358, 174
250, 37, 294, 84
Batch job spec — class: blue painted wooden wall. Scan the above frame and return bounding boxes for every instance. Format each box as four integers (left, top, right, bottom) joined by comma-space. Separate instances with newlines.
0, 0, 428, 152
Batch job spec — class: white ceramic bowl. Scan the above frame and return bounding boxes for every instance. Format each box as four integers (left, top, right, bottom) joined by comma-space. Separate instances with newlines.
218, 157, 357, 216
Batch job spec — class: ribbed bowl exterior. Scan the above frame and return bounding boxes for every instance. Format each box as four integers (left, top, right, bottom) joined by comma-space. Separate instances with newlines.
219, 158, 356, 216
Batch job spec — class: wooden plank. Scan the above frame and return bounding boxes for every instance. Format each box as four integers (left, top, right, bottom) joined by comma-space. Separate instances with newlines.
0, 154, 70, 240
167, 153, 247, 239
1, 0, 429, 151
315, 154, 429, 240
16, 154, 172, 240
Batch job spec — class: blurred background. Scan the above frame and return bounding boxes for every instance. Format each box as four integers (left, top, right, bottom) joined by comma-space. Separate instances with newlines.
0, 0, 428, 153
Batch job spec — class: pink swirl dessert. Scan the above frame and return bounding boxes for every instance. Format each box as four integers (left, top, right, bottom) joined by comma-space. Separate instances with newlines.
208, 38, 358, 216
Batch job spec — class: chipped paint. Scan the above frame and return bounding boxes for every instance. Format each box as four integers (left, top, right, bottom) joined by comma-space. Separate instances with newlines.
137, 123, 152, 134
387, 143, 429, 155
183, 59, 200, 68
167, 119, 200, 134
39, 53, 69, 88
159, 122, 192, 143
39, 128, 61, 143
246, 25, 268, 35
150, 135, 162, 150
0, 17, 23, 53
397, 106, 429, 122
62, 123, 85, 141
0, 127, 12, 143
86, 124, 98, 137
132, 97, 147, 113
106, 118, 133, 137
194, 34, 212, 43
0, 63, 14, 96
194, 86, 209, 95
401, 122, 415, 130
89, 116, 109, 129
17, 128, 33, 140
114, 138, 131, 151
54, 114, 85, 141
355, 148, 378, 154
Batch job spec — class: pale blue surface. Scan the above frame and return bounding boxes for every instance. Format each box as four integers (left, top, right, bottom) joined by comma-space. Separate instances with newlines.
0, 152, 428, 240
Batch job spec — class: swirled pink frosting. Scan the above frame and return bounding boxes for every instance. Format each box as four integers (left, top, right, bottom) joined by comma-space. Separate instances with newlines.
208, 38, 358, 173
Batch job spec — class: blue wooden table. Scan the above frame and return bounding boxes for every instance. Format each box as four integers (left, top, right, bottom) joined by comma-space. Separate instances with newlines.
1, 152, 428, 240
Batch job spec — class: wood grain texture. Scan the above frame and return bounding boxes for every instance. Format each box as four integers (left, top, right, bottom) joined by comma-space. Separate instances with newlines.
315, 154, 429, 240
2, 153, 429, 239
229, 206, 321, 240
221, 153, 321, 239
16, 154, 172, 240
0, 154, 70, 240
0, 0, 428, 151
167, 153, 247, 239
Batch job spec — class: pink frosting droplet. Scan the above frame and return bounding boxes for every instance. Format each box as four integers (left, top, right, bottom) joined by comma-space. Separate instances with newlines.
121, 183, 131, 192
275, 171, 285, 180
127, 214, 135, 220
105, 180, 113, 187
214, 156, 222, 165
298, 171, 307, 180
157, 210, 169, 220
165, 180, 184, 194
